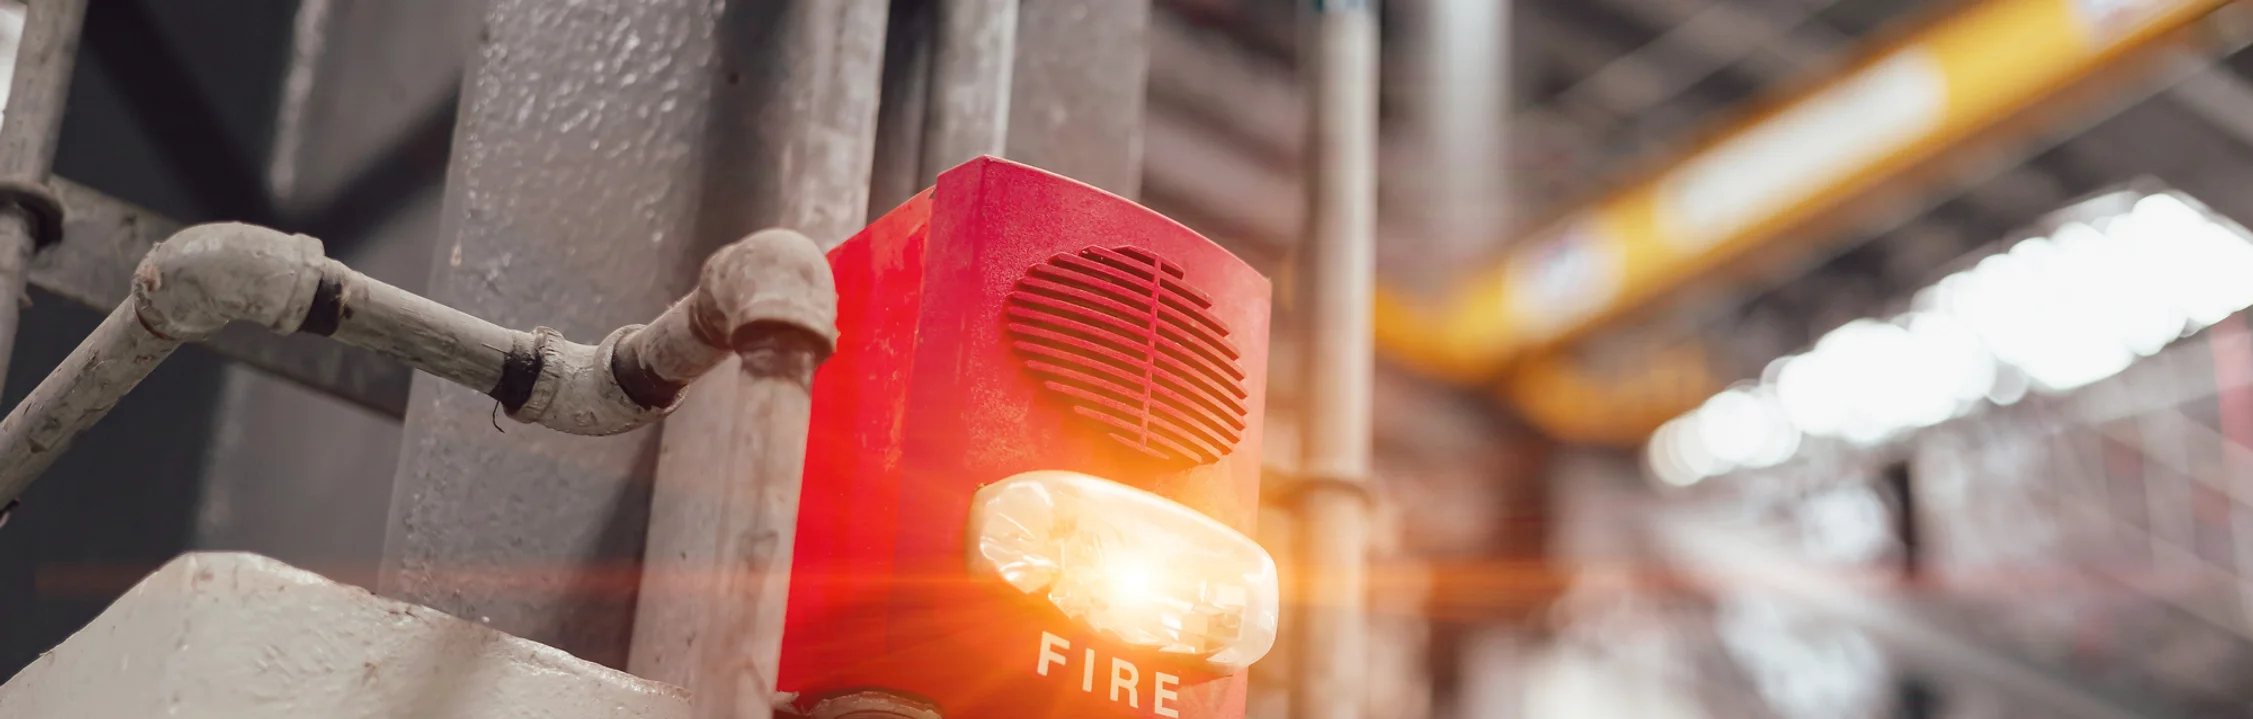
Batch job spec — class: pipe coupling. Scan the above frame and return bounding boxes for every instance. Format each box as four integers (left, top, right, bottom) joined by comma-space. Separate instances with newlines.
798, 690, 943, 719
507, 325, 662, 435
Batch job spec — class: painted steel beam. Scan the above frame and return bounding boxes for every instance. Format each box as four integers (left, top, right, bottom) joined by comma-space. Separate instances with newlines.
1380, 0, 2236, 383
1377, 0, 2240, 446
1504, 47, 2241, 446
1563, 0, 1841, 119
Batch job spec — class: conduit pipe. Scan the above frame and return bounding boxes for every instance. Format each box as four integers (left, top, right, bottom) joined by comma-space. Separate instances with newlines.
0, 0, 91, 383
0, 222, 836, 521
634, 226, 842, 719
1289, 0, 1379, 718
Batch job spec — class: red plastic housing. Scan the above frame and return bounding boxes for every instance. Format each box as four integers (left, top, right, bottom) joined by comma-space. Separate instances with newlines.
781, 157, 1271, 718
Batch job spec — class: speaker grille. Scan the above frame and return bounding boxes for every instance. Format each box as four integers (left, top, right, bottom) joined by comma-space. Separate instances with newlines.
1004, 246, 1249, 467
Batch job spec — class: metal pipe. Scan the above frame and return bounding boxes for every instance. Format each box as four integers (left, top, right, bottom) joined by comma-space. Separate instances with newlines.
0, 0, 89, 383
0, 222, 830, 517
0, 223, 331, 508
1420, 0, 1508, 260
623, 0, 881, 713
690, 268, 835, 718
326, 273, 518, 396
1290, 0, 1379, 718
919, 0, 1017, 182
627, 235, 852, 719
1005, 0, 1151, 198
27, 179, 415, 416
0, 301, 180, 514
624, 230, 838, 719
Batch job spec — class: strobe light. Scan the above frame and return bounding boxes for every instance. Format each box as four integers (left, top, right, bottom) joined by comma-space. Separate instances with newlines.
968, 470, 1279, 673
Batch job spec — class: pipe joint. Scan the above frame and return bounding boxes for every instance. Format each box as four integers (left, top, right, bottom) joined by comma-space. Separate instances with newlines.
606, 228, 838, 410
698, 228, 839, 354
0, 178, 65, 250
1267, 471, 1377, 510
130, 223, 326, 340
798, 690, 944, 719
508, 325, 662, 436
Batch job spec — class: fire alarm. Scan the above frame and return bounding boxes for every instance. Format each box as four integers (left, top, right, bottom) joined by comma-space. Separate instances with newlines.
780, 157, 1274, 719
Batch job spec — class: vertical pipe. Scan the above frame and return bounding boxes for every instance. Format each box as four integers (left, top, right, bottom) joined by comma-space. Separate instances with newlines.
1292, 0, 1378, 718
1451, 625, 1531, 719
870, 0, 1018, 212
0, 0, 81, 181
0, 0, 87, 383
1423, 0, 1508, 262
867, 0, 935, 216
1005, 0, 1150, 198
918, 0, 1015, 182
689, 326, 831, 719
1414, 4, 1515, 717
628, 2, 885, 713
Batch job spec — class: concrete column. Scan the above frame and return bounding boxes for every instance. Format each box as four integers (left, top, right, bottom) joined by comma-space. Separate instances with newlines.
382, 0, 883, 668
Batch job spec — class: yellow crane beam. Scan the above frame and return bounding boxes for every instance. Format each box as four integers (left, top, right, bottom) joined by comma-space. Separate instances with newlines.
1378, 0, 2241, 445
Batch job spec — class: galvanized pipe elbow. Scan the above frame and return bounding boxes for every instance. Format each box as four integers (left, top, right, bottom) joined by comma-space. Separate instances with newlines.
697, 227, 839, 353
610, 228, 838, 407
131, 222, 327, 340
424, 227, 838, 434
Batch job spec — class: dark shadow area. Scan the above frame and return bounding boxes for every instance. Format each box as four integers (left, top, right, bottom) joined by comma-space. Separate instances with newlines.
0, 0, 301, 679
0, 288, 227, 674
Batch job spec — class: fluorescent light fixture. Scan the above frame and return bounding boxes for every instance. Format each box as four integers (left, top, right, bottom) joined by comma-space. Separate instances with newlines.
1649, 188, 2253, 484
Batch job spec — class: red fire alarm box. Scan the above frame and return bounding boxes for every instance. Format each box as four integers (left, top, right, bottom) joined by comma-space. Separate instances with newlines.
781, 157, 1274, 719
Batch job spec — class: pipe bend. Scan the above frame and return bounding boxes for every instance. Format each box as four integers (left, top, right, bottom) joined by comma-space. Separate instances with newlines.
131, 222, 326, 340
696, 228, 839, 351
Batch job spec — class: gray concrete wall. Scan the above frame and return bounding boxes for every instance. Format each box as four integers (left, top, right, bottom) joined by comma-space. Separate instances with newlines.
1, 0, 453, 680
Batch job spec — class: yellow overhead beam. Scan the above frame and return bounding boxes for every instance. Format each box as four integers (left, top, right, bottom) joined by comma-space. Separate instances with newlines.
1377, 0, 2237, 442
